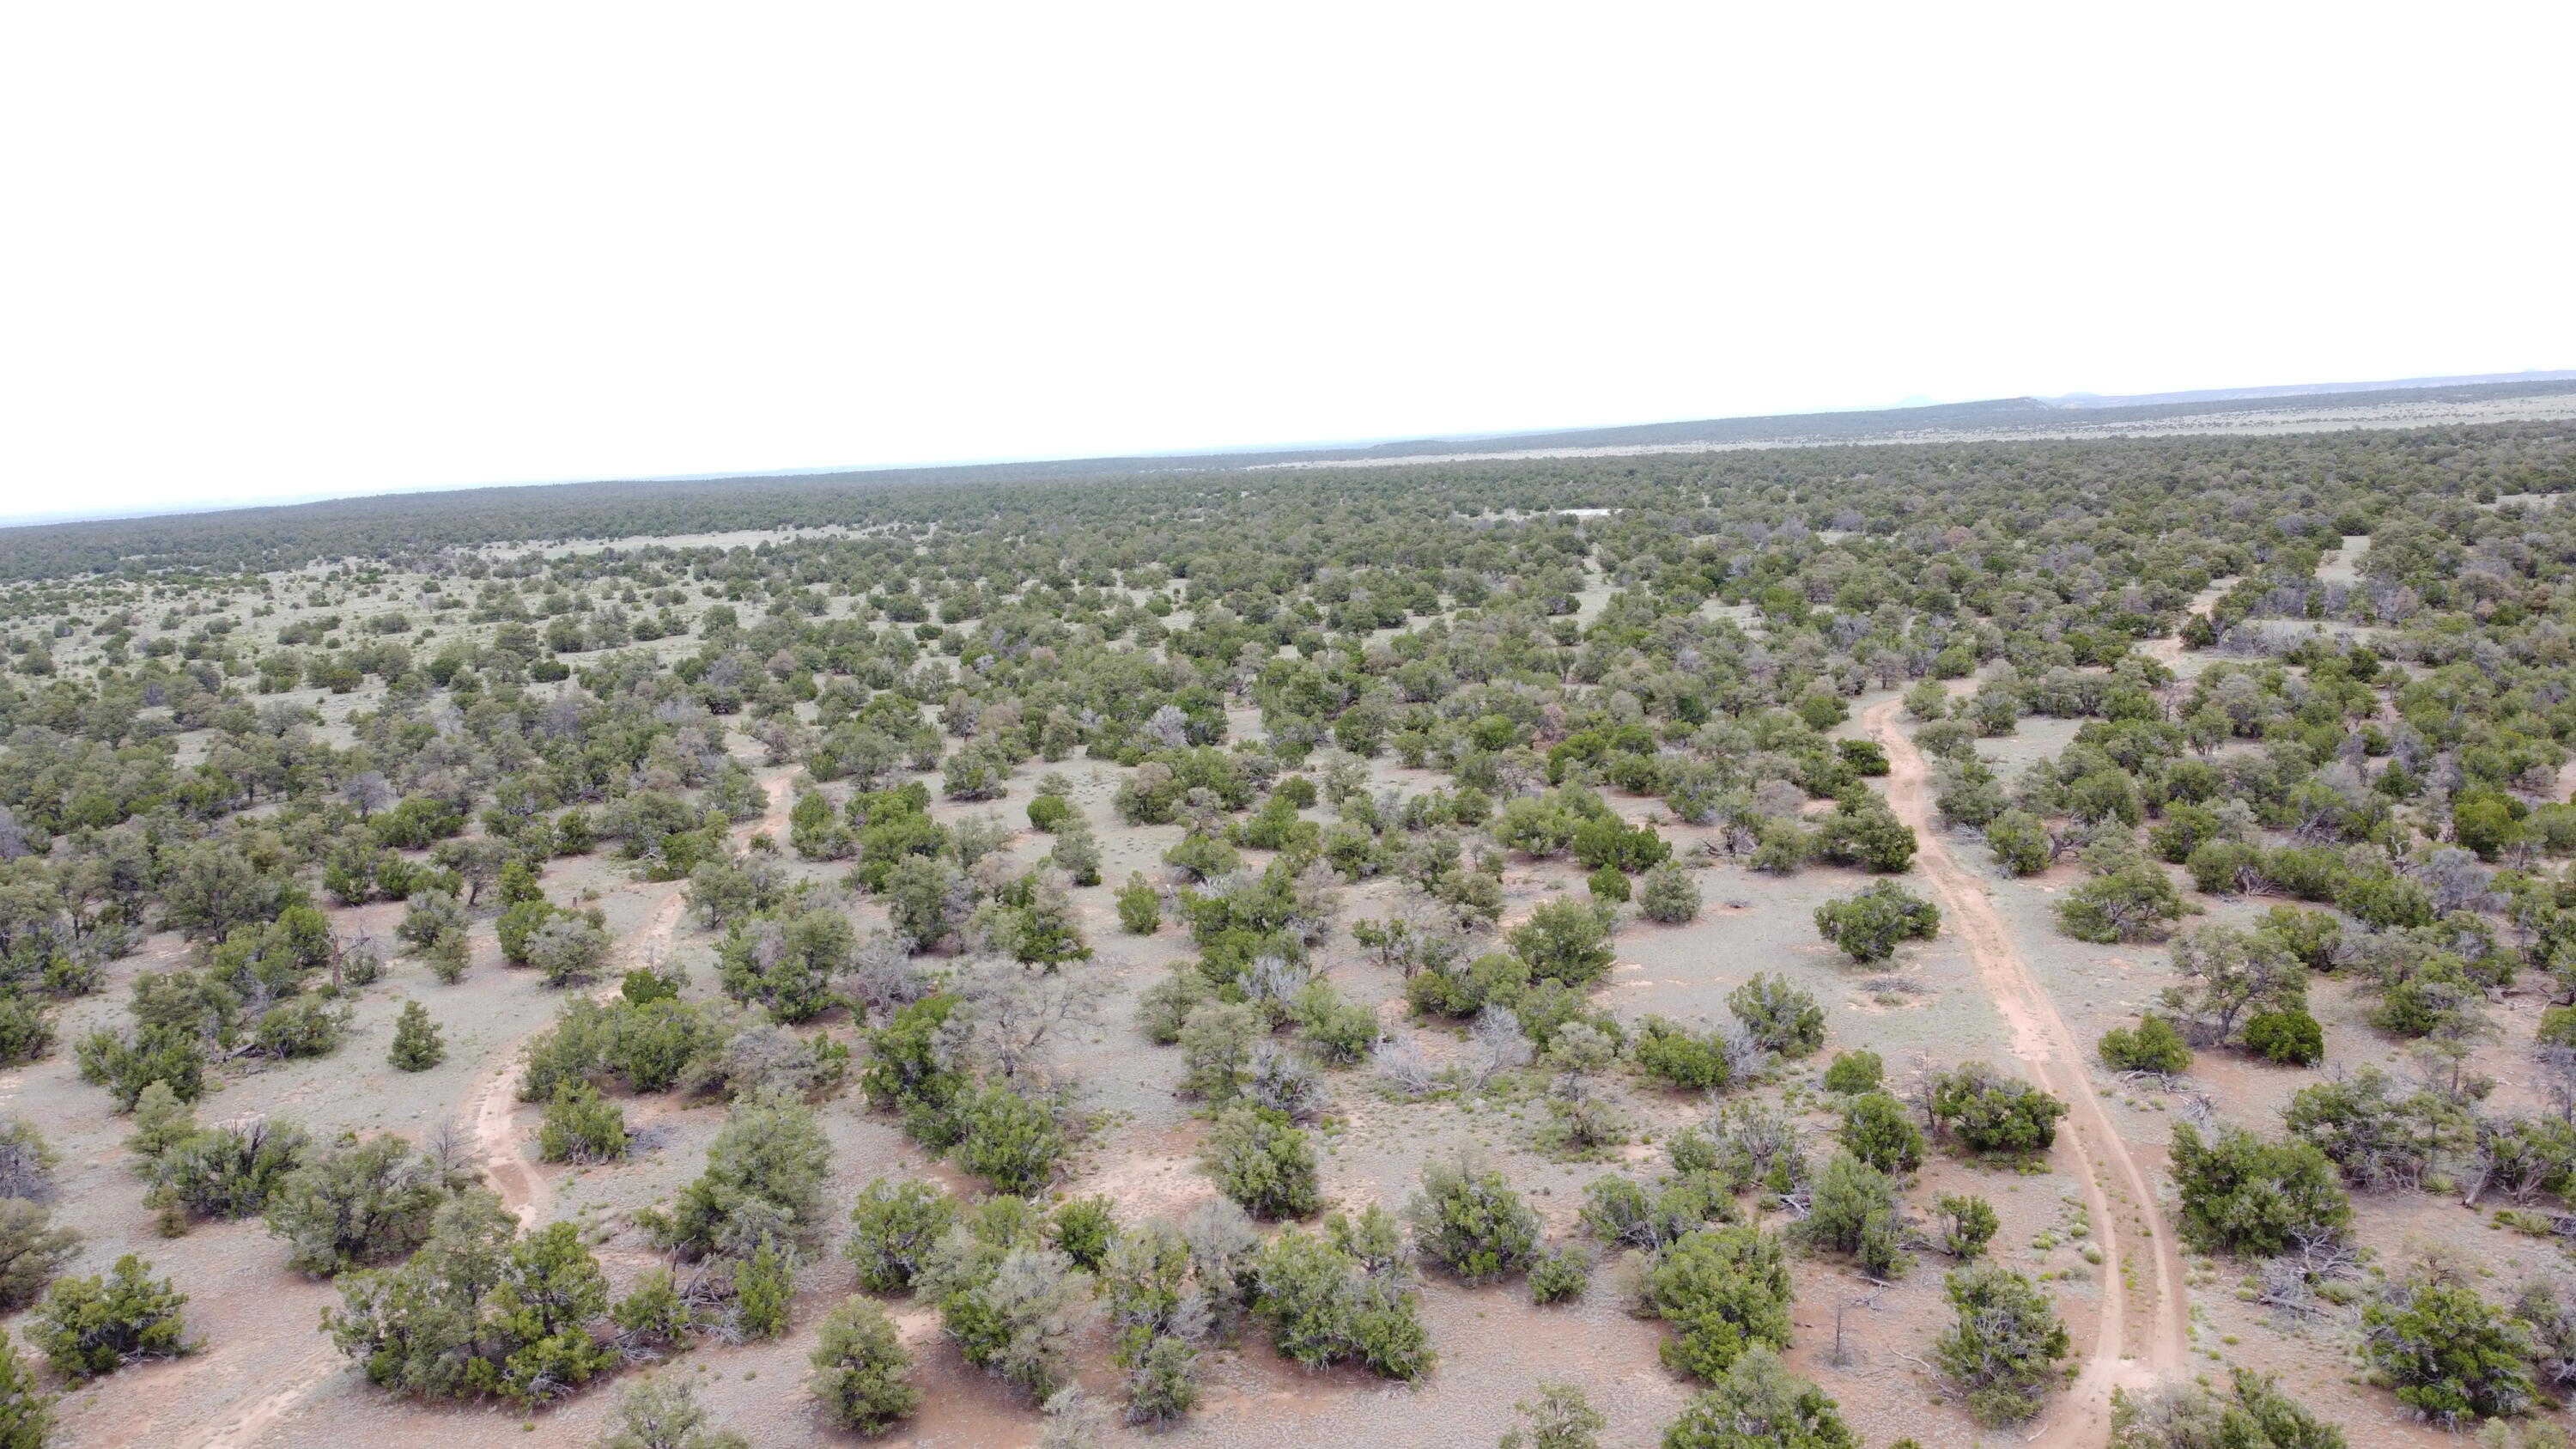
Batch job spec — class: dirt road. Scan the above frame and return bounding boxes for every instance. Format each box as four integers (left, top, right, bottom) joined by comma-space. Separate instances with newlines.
1868, 699, 2190, 1444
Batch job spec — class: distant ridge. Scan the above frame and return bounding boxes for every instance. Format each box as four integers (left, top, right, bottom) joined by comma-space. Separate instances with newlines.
2039, 369, 2576, 410
6, 372, 2573, 545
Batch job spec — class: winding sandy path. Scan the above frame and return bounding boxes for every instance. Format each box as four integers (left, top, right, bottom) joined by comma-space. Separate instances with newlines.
188, 773, 795, 1447
1868, 699, 2190, 1444
473, 772, 794, 1223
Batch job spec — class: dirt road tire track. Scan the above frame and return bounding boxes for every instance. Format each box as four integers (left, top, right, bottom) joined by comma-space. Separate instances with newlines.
1868, 699, 2190, 1444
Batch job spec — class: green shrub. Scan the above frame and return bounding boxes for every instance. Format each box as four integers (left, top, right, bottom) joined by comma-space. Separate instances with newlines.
1816, 795, 1917, 873
1932, 1193, 1998, 1258
1578, 1172, 1728, 1253
952, 1085, 1068, 1196
916, 1204, 1089, 1399
646, 1093, 835, 1258
1749, 819, 1814, 874
1837, 1093, 1924, 1175
2242, 1009, 2324, 1065
1510, 899, 1615, 987
1204, 1106, 1320, 1221
0, 998, 53, 1069
1662, 1346, 1859, 1449
1100, 1217, 1198, 1387
1800, 1154, 1909, 1279
264, 1134, 447, 1275
1727, 975, 1824, 1058
495, 898, 556, 965
715, 909, 850, 1021
596, 1376, 747, 1449
2097, 1015, 2192, 1075
30, 1255, 197, 1382
1292, 980, 1380, 1064
1633, 1016, 1730, 1092
1177, 1001, 1261, 1101
1637, 861, 1703, 923
809, 1296, 920, 1433
1406, 1160, 1541, 1283
845, 1178, 957, 1293
537, 1082, 629, 1164
2106, 1368, 2347, 1449
150, 1118, 309, 1222
76, 1025, 205, 1111
1838, 740, 1890, 776
526, 914, 613, 988
252, 996, 350, 1059
2166, 1123, 2348, 1257
0, 1202, 81, 1311
422, 928, 469, 984
1048, 1196, 1116, 1272
1812, 881, 1939, 964
1929, 1063, 2067, 1157
1529, 1245, 1593, 1306
2360, 1275, 2536, 1426
2186, 841, 2263, 896
1134, 964, 1214, 1046
1116, 874, 1162, 935
1122, 1331, 1201, 1423
126, 1082, 197, 1160
1643, 1225, 1793, 1382
1984, 810, 2051, 877
1248, 1221, 1435, 1381
2056, 863, 2184, 943
1933, 1262, 2069, 1427
386, 1001, 445, 1071
609, 1269, 692, 1351
0, 1330, 52, 1449
1820, 1050, 1881, 1095
1025, 794, 1073, 832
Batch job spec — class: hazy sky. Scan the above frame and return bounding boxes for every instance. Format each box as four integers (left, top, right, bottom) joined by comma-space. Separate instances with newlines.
3, 4, 2568, 522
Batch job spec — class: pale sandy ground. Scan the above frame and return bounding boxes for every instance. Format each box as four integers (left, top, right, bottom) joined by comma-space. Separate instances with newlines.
15, 555, 2569, 1447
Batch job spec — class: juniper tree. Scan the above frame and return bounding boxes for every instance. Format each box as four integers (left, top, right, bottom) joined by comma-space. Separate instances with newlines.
387, 1001, 445, 1071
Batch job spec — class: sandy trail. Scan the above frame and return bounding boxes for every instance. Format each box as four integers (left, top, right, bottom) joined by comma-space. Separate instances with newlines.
475, 773, 794, 1223
1868, 699, 2190, 1444
185, 1341, 346, 1449
189, 774, 795, 1448
2145, 581, 2232, 667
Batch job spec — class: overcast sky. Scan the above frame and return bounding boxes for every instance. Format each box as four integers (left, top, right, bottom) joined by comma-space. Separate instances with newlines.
3, 3, 2568, 522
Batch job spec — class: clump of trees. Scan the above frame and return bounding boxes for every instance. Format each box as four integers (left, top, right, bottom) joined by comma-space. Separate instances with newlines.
324, 1192, 626, 1406
2166, 1122, 2350, 1257
1247, 1208, 1435, 1381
